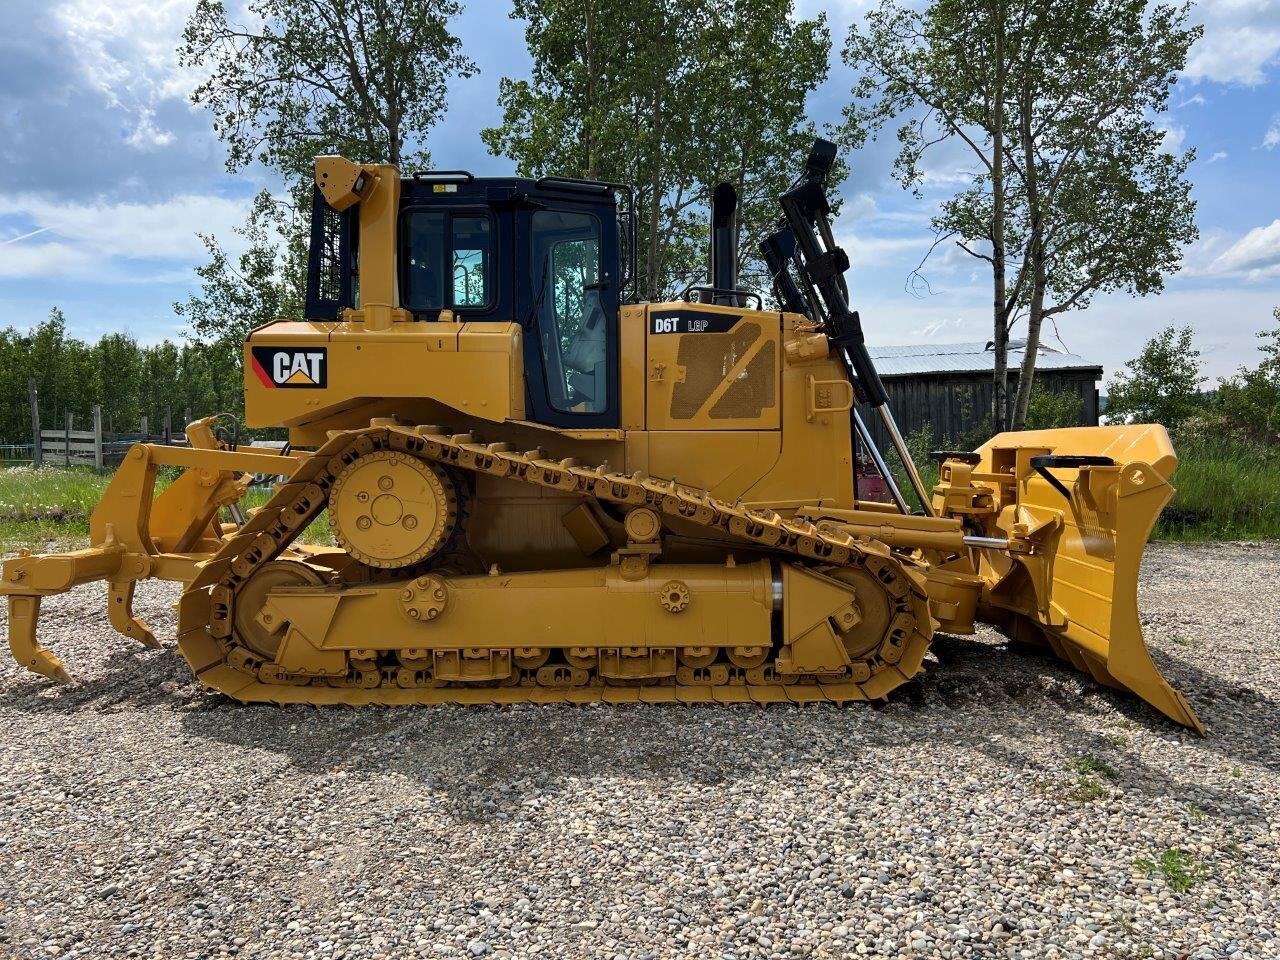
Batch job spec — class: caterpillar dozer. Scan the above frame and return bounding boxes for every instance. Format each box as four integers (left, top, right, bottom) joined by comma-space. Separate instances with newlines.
0, 140, 1202, 732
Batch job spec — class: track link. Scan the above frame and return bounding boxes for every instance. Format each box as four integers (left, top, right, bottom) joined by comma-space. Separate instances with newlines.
176, 425, 933, 704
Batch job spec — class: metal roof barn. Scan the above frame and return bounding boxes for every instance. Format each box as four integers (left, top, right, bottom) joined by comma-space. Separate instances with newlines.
859, 340, 1103, 450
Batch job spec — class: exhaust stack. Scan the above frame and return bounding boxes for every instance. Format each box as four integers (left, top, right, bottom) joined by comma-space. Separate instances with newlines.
709, 182, 739, 305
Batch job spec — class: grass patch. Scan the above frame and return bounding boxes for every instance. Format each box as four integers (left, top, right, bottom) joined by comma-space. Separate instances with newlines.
1067, 776, 1110, 802
1134, 848, 1210, 892
1154, 435, 1280, 541
1068, 755, 1119, 779
1063, 754, 1119, 802
0, 466, 118, 550
0, 464, 331, 554
1169, 633, 1197, 647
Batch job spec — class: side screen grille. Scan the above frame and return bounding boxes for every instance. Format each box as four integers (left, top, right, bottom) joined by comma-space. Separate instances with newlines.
710, 339, 776, 419
669, 322, 776, 422
315, 204, 344, 302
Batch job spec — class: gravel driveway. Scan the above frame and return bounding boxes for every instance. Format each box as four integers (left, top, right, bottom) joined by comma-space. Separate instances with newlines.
0, 541, 1276, 960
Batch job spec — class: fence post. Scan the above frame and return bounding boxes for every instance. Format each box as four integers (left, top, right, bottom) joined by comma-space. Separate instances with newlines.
65, 411, 72, 468
164, 406, 172, 445
28, 378, 42, 467
140, 415, 148, 439
92, 405, 103, 469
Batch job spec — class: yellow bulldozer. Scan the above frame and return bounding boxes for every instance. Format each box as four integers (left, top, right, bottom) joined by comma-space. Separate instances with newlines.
0, 140, 1201, 732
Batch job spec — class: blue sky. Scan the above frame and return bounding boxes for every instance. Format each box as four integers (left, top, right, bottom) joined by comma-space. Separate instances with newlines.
0, 0, 1277, 380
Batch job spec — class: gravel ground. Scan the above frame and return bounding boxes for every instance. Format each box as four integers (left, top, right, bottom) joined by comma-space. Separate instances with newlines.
0, 540, 1276, 960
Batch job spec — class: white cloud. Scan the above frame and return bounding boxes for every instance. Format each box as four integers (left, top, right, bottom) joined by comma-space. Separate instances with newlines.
124, 109, 175, 151
1206, 150, 1229, 163
55, 0, 206, 102
0, 240, 101, 280
1207, 219, 1280, 279
910, 316, 977, 340
1158, 123, 1187, 154
1184, 2, 1280, 86
1264, 115, 1280, 150
840, 231, 937, 268
839, 192, 879, 221
0, 193, 252, 280
53, 0, 207, 154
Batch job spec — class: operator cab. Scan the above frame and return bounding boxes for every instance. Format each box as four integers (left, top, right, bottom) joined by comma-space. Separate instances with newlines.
305, 172, 634, 429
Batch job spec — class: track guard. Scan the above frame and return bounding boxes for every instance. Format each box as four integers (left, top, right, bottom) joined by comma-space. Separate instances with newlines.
938, 424, 1204, 734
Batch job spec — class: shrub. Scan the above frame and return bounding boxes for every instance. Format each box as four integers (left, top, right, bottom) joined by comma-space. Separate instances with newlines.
1105, 325, 1205, 429
1024, 385, 1084, 430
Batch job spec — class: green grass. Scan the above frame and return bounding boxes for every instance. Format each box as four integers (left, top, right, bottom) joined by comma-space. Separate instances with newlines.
1063, 754, 1120, 802
0, 465, 331, 554
1067, 755, 1120, 779
0, 466, 117, 550
1066, 776, 1110, 802
1134, 848, 1210, 893
1154, 436, 1280, 541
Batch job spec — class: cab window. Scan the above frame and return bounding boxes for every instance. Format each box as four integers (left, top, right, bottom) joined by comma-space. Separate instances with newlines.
531, 211, 607, 414
402, 210, 493, 313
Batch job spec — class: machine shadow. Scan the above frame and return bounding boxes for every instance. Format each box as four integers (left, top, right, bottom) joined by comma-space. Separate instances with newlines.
1, 632, 1271, 824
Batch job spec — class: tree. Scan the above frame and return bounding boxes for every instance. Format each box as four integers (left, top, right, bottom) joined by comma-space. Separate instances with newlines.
482, 0, 835, 301
174, 191, 302, 419
1006, 0, 1199, 429
840, 0, 1200, 432
0, 311, 273, 446
1105, 325, 1203, 429
1215, 307, 1280, 445
180, 0, 476, 178
842, 0, 1024, 431
1023, 383, 1083, 430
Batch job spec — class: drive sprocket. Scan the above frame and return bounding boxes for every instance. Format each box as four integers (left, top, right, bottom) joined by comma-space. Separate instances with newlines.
329, 450, 459, 569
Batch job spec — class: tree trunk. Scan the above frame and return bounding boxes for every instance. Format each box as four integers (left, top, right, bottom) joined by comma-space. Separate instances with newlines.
644, 93, 664, 301
1013, 278, 1045, 429
990, 3, 1009, 435
584, 0, 597, 181
1011, 83, 1044, 431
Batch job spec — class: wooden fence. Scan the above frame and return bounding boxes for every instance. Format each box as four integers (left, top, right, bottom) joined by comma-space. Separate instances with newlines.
27, 378, 193, 469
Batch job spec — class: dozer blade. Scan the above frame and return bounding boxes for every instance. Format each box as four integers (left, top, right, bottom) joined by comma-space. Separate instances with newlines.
946, 424, 1203, 734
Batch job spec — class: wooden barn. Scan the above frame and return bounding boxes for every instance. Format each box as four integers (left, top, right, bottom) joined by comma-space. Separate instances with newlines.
859, 339, 1103, 450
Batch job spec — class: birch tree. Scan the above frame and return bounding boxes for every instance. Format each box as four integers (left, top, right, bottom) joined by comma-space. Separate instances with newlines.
842, 0, 1199, 432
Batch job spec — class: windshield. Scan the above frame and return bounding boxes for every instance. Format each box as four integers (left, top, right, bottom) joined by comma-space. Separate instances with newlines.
401, 210, 494, 313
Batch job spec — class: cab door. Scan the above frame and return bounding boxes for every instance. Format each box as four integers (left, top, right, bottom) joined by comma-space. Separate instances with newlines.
521, 205, 621, 429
